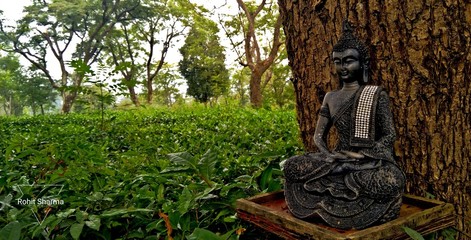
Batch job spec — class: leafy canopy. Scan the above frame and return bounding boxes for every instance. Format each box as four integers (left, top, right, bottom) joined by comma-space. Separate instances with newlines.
179, 16, 229, 103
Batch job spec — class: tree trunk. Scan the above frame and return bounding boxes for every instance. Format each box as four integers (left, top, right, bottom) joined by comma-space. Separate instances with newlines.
250, 71, 263, 108
61, 93, 77, 113
146, 80, 153, 105
278, 0, 471, 237
32, 105, 36, 116
128, 85, 140, 107
236, 0, 283, 108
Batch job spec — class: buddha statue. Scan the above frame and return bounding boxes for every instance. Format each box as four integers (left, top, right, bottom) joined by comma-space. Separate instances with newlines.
282, 21, 406, 230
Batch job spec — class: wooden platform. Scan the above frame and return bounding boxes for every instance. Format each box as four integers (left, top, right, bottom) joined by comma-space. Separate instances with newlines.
236, 191, 455, 240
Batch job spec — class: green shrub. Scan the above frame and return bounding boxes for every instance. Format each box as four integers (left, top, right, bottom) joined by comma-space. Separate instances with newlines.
0, 106, 302, 239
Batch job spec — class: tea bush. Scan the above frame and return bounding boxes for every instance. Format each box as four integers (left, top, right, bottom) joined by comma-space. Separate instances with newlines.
0, 106, 302, 239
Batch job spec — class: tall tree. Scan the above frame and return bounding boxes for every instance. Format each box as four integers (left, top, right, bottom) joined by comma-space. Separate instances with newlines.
231, 67, 251, 106
103, 0, 193, 106
0, 0, 140, 113
73, 84, 115, 113
154, 64, 181, 107
20, 72, 58, 115
278, 0, 470, 236
0, 54, 24, 115
264, 63, 294, 108
103, 24, 142, 107
223, 0, 283, 108
179, 17, 229, 105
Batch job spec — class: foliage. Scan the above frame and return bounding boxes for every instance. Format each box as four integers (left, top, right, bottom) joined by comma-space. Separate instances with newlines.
179, 17, 230, 104
402, 224, 458, 240
20, 73, 58, 115
220, 0, 284, 107
261, 49, 294, 109
0, 55, 23, 115
153, 64, 183, 107
0, 54, 57, 116
1, 0, 290, 113
0, 106, 302, 239
230, 68, 251, 107
102, 0, 195, 106
0, 0, 141, 113
73, 85, 115, 113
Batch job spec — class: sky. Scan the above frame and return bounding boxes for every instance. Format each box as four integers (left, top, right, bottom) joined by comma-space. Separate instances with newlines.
0, 0, 30, 24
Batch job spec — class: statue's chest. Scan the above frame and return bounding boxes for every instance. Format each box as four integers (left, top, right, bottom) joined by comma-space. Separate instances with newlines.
327, 91, 356, 118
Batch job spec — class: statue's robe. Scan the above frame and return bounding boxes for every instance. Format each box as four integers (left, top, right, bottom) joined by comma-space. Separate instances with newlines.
283, 85, 406, 230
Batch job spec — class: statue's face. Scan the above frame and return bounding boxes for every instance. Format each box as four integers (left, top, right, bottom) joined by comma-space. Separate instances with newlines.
332, 49, 362, 83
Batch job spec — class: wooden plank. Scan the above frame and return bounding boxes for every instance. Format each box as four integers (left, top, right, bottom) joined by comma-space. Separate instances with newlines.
236, 191, 455, 240
237, 198, 347, 240
246, 190, 285, 204
346, 202, 455, 239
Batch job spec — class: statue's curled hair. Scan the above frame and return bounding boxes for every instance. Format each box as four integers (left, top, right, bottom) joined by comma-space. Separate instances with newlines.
333, 21, 369, 62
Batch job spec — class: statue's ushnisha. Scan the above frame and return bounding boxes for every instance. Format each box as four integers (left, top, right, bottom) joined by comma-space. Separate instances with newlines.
283, 21, 406, 230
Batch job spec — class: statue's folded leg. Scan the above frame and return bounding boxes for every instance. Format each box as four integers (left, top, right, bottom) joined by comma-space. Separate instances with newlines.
284, 156, 405, 229
283, 152, 334, 182
284, 181, 322, 219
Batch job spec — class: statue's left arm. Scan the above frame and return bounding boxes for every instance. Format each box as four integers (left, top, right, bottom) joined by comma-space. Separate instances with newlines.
360, 90, 396, 161
376, 90, 396, 149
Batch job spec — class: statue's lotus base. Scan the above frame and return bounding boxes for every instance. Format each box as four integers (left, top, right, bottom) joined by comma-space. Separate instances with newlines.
236, 190, 454, 240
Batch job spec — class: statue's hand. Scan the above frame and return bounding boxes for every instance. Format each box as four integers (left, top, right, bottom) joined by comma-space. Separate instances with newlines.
332, 151, 349, 159
326, 151, 348, 162
340, 150, 365, 159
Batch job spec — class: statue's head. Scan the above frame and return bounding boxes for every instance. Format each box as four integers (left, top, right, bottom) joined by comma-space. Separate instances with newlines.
332, 21, 370, 84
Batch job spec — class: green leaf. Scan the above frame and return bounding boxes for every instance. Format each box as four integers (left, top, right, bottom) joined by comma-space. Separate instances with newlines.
168, 152, 197, 170
160, 166, 191, 175
75, 210, 88, 223
157, 184, 165, 202
187, 228, 223, 240
402, 226, 425, 240
85, 215, 101, 231
220, 228, 238, 240
0, 221, 22, 240
177, 187, 193, 214
441, 227, 457, 240
199, 149, 217, 180
259, 165, 273, 190
100, 208, 153, 218
70, 223, 84, 240
223, 215, 236, 223
87, 192, 104, 201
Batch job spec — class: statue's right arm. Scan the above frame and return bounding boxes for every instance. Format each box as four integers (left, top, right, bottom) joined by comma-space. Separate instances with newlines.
314, 115, 332, 157
314, 93, 333, 157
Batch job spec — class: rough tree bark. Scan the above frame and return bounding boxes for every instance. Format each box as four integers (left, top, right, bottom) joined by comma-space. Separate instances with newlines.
278, 0, 470, 237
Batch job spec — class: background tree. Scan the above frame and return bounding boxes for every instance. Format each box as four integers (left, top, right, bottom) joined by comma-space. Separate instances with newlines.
262, 48, 294, 108
278, 0, 471, 236
103, 0, 194, 106
73, 84, 116, 113
222, 0, 283, 108
103, 23, 143, 107
179, 17, 229, 105
263, 64, 294, 109
20, 72, 58, 115
154, 64, 182, 107
231, 67, 251, 106
140, 0, 193, 105
0, 54, 24, 115
0, 0, 140, 113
